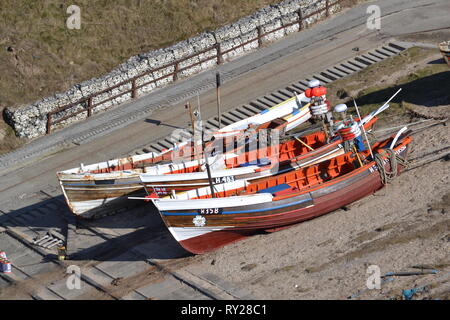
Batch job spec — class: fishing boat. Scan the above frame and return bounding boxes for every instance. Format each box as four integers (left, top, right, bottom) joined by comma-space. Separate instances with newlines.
139, 91, 398, 198
139, 114, 379, 197
439, 41, 450, 67
57, 92, 312, 218
149, 132, 412, 254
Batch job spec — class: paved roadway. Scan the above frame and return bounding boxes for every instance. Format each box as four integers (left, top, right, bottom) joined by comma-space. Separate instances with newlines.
0, 0, 449, 300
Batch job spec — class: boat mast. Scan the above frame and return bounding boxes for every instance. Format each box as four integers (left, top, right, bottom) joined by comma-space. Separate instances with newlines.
216, 72, 222, 129
353, 99, 374, 159
202, 125, 217, 198
185, 102, 196, 132
185, 102, 201, 167
192, 97, 217, 198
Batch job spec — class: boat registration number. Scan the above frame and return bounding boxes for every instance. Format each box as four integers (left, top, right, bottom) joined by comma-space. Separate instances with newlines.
214, 176, 235, 184
198, 208, 223, 215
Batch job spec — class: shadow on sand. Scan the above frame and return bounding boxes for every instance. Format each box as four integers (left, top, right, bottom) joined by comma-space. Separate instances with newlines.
354, 70, 450, 108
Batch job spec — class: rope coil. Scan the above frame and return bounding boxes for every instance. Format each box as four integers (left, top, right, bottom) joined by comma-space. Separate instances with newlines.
374, 149, 409, 184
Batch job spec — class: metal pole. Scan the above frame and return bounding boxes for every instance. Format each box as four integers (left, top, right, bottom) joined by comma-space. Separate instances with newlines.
216, 72, 222, 129
173, 62, 179, 81
216, 43, 222, 65
353, 99, 374, 159
46, 113, 52, 134
190, 96, 215, 197
87, 96, 92, 117
298, 8, 303, 31
185, 102, 196, 133
202, 129, 216, 198
257, 26, 263, 47
185, 102, 200, 163
131, 79, 137, 99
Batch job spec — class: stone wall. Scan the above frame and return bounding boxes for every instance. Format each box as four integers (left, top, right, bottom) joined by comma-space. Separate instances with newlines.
5, 0, 344, 139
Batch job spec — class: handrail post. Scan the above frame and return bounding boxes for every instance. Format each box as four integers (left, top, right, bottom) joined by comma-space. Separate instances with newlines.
87, 96, 92, 117
257, 26, 263, 47
297, 8, 303, 31
131, 78, 137, 99
326, 0, 329, 17
216, 43, 222, 65
46, 113, 52, 134
173, 62, 179, 81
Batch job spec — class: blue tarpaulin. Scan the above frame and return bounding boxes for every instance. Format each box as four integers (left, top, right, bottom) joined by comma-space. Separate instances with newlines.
239, 158, 271, 167
257, 183, 291, 194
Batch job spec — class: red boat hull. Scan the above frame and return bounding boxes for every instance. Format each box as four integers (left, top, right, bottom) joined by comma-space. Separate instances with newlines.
170, 143, 410, 254
178, 165, 384, 254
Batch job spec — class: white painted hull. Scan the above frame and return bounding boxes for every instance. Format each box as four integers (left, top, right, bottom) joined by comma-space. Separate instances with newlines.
57, 92, 312, 218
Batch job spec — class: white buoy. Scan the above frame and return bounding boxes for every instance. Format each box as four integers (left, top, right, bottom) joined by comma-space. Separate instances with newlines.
334, 103, 348, 113
308, 79, 320, 88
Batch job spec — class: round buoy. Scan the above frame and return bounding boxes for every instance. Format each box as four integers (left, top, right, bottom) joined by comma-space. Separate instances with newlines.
308, 79, 320, 88
338, 121, 361, 141
334, 103, 348, 113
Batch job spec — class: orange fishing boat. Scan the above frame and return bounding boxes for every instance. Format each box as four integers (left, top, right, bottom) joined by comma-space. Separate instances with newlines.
150, 132, 412, 254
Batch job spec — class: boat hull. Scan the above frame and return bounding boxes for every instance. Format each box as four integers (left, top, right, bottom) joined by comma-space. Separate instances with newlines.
58, 176, 144, 219
58, 102, 377, 219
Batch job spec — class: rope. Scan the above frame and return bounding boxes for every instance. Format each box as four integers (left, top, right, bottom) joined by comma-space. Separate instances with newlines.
374, 149, 409, 184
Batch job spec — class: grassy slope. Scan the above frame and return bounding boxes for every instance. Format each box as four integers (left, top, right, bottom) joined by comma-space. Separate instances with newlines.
0, 0, 281, 110
326, 47, 450, 124
0, 0, 282, 154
